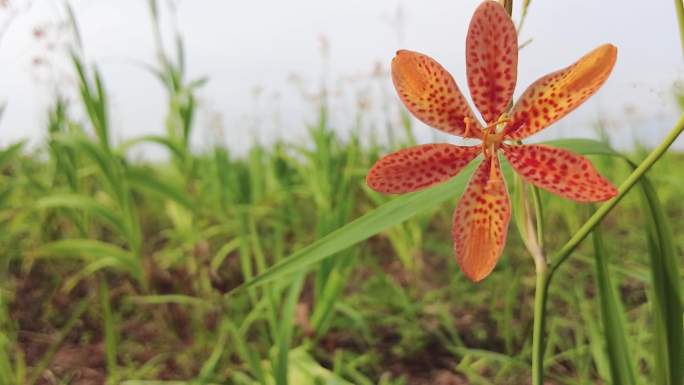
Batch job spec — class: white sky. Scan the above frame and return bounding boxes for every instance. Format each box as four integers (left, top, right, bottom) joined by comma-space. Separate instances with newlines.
0, 0, 682, 152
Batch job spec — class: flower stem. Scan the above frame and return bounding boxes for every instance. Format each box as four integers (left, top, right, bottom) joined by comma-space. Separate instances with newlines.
530, 184, 547, 385
531, 186, 544, 251
531, 262, 549, 385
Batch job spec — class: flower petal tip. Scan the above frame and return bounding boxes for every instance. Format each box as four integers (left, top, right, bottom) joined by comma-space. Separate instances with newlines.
600, 43, 618, 56
461, 264, 495, 283
599, 183, 619, 202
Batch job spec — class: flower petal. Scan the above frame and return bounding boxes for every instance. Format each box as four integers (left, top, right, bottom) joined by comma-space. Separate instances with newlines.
505, 44, 617, 140
502, 144, 618, 202
453, 156, 511, 282
367, 144, 480, 194
466, 0, 518, 124
392, 50, 483, 139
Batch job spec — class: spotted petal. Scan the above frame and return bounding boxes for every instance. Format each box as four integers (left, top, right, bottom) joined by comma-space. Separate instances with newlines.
453, 156, 511, 282
466, 0, 518, 124
505, 44, 617, 140
392, 50, 483, 139
503, 144, 618, 202
367, 144, 480, 194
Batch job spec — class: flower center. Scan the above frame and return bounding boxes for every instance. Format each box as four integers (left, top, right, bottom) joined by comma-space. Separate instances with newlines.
481, 115, 509, 158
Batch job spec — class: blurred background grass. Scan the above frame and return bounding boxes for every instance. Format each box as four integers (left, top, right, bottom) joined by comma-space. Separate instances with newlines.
0, 0, 682, 384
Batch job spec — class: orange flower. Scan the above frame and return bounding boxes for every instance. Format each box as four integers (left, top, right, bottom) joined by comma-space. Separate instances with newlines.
367, 0, 618, 282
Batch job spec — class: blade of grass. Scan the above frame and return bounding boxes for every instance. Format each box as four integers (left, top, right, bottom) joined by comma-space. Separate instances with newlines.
36, 239, 143, 284
125, 294, 210, 309
192, 318, 230, 385
36, 193, 127, 236
639, 176, 683, 385
592, 226, 638, 385
126, 168, 195, 210
121, 135, 186, 162
273, 275, 305, 385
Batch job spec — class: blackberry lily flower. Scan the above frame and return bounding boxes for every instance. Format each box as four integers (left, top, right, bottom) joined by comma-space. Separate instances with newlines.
366, 0, 618, 282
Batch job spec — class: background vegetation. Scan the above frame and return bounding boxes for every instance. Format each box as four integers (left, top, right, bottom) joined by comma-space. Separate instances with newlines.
0, 1, 682, 384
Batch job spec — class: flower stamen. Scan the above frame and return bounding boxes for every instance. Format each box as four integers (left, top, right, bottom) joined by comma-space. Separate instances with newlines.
463, 116, 474, 139
481, 116, 510, 158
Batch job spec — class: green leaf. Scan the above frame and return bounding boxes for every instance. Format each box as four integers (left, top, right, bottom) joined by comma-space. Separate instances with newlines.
274, 276, 305, 385
36, 239, 143, 283
125, 295, 210, 308
51, 133, 123, 198
126, 167, 195, 210
62, 258, 131, 293
121, 135, 187, 161
230, 138, 617, 293
36, 193, 127, 237
592, 227, 638, 385
638, 176, 683, 385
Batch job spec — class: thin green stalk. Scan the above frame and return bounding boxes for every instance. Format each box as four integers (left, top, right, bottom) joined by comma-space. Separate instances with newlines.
531, 186, 544, 251
548, 112, 684, 276
529, 183, 547, 385
507, 9, 549, 380
517, 0, 532, 35
675, 0, 684, 57
531, 264, 548, 385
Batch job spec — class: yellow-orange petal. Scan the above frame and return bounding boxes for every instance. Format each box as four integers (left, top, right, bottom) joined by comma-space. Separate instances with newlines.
466, 0, 518, 124
367, 144, 481, 194
505, 44, 617, 140
453, 156, 511, 282
502, 144, 618, 202
392, 50, 483, 139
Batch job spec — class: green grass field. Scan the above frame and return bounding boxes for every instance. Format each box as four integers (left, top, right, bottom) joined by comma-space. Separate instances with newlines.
0, 1, 683, 384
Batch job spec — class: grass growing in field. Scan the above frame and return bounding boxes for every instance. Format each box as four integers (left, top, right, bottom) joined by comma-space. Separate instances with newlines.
0, 1, 682, 385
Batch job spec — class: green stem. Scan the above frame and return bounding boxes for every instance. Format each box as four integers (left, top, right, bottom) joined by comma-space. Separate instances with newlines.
531, 263, 549, 385
530, 183, 547, 385
531, 186, 545, 252
548, 112, 684, 277
675, 0, 684, 57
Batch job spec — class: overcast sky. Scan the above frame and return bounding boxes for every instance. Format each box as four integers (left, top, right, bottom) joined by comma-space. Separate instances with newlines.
0, 0, 682, 152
